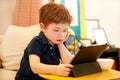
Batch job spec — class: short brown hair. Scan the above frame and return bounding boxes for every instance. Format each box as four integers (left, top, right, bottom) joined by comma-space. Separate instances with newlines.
39, 3, 73, 26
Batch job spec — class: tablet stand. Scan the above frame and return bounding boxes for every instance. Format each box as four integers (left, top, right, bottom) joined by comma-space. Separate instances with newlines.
70, 61, 102, 77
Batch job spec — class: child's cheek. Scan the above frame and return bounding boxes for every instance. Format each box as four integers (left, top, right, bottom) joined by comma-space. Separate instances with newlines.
64, 31, 69, 40
66, 31, 69, 38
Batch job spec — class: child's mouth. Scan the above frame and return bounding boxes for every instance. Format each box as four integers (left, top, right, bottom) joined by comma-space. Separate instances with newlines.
57, 39, 62, 42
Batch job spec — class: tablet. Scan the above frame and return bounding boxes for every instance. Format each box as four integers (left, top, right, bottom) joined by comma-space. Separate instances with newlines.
70, 44, 108, 65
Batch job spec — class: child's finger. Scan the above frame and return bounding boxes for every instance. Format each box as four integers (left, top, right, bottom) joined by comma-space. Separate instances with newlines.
65, 64, 74, 68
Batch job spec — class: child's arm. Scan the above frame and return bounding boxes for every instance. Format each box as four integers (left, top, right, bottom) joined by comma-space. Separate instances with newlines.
29, 54, 73, 76
57, 43, 73, 64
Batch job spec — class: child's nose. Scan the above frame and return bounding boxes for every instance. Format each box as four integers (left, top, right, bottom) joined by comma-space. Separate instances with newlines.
58, 32, 65, 37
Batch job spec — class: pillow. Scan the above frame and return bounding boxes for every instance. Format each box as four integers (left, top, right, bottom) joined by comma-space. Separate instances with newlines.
0, 24, 40, 70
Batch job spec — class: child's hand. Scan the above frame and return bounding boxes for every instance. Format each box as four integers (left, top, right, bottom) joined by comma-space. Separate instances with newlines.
58, 31, 69, 45
56, 64, 74, 76
63, 31, 69, 42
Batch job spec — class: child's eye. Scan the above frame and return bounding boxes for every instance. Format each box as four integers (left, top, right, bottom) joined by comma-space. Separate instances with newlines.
54, 29, 59, 32
64, 29, 68, 32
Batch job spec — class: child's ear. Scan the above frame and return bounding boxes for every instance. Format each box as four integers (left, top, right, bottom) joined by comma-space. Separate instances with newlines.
40, 23, 46, 32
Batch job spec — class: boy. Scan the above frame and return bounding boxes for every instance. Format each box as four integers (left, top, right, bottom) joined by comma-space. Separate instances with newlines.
15, 2, 74, 80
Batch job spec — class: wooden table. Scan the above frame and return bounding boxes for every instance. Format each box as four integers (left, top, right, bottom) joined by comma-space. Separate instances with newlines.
39, 69, 120, 80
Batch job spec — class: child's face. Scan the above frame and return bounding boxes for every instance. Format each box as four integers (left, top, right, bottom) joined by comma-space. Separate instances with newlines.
42, 23, 69, 45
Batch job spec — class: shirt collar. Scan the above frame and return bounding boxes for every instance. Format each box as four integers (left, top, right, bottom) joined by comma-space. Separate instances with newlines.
38, 31, 58, 48
38, 31, 49, 45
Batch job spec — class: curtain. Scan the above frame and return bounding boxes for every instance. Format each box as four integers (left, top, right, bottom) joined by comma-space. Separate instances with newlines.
12, 0, 43, 27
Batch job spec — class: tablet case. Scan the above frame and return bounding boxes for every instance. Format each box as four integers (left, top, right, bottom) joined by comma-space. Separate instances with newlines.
69, 45, 108, 77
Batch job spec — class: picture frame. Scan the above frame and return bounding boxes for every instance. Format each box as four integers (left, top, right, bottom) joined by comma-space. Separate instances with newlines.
85, 19, 100, 42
